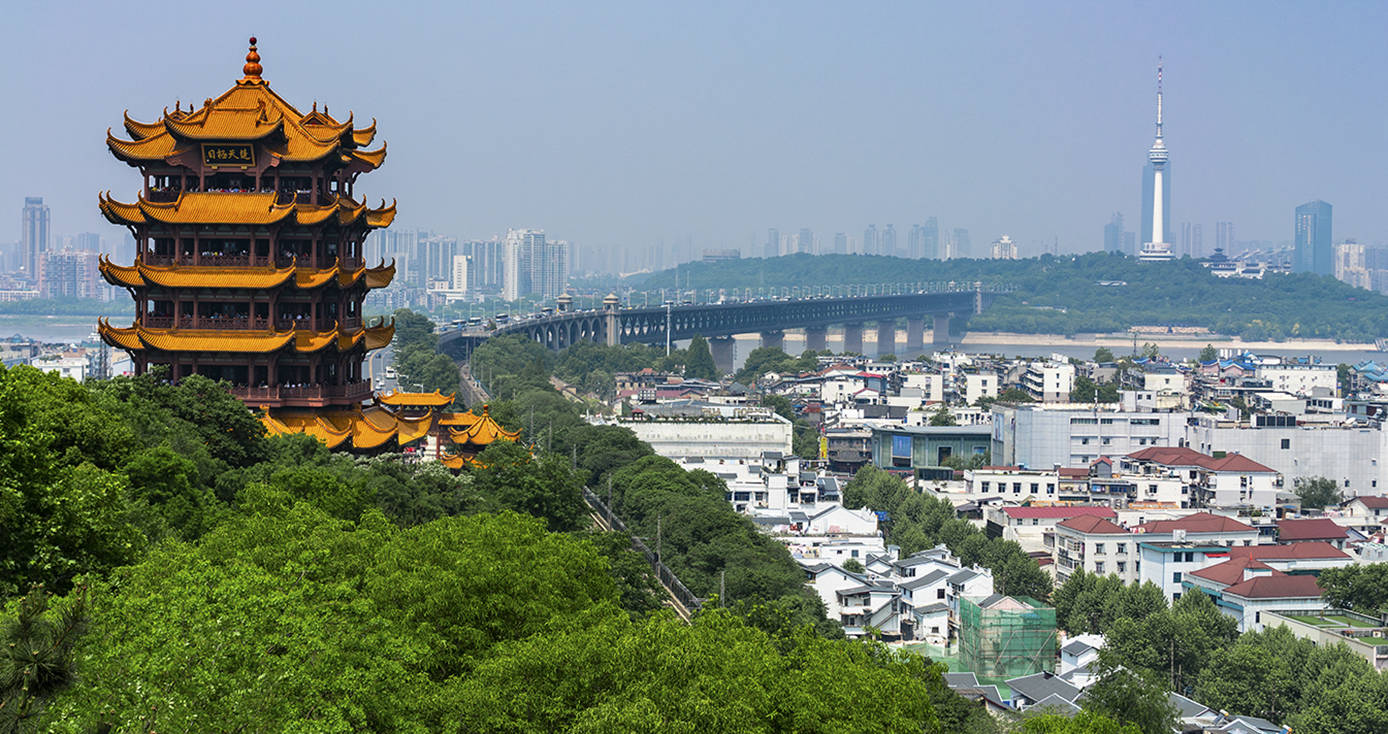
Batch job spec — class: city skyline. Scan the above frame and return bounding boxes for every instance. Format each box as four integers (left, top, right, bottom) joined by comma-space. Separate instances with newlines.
4, 2, 1388, 262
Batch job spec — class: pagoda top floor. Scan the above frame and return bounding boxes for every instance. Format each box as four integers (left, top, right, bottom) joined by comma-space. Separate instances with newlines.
106, 38, 386, 199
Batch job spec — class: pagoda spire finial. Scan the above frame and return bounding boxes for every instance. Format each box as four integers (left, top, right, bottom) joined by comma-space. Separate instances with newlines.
242, 36, 264, 82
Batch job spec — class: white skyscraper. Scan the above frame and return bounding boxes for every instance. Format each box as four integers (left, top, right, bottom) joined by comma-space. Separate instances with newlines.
1139, 61, 1174, 262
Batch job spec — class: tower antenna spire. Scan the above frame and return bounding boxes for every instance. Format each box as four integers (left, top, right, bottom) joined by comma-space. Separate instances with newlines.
1156, 57, 1163, 139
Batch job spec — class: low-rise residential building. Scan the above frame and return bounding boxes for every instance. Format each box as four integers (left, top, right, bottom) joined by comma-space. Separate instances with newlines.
1184, 559, 1326, 631
1138, 541, 1236, 600
1021, 361, 1076, 403
987, 505, 1118, 554
589, 403, 793, 459
1124, 446, 1280, 510
1265, 610, 1388, 671
1257, 363, 1337, 397
869, 424, 992, 475
1277, 517, 1350, 549
1054, 515, 1135, 584
1228, 542, 1353, 573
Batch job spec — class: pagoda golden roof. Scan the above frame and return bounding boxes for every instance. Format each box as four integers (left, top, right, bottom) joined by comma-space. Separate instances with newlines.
443, 405, 520, 447
99, 191, 396, 229
108, 41, 385, 167
376, 389, 456, 407
261, 405, 432, 451
98, 317, 393, 354
98, 255, 394, 291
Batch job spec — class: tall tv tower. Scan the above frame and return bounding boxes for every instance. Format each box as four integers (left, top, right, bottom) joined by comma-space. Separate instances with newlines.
1140, 59, 1173, 262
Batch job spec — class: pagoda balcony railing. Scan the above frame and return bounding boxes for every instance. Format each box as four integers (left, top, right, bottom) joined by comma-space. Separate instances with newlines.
140, 254, 366, 271
275, 317, 360, 331
147, 189, 181, 203
141, 316, 272, 331
197, 255, 252, 267
231, 382, 373, 403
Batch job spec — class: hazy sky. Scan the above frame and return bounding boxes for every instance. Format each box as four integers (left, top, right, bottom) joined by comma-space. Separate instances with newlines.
4, 1, 1387, 260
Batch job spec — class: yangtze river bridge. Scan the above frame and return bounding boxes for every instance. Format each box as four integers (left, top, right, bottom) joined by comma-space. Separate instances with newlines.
438, 281, 1006, 374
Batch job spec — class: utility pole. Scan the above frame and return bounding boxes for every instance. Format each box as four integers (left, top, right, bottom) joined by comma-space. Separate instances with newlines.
657, 512, 662, 568
720, 570, 726, 607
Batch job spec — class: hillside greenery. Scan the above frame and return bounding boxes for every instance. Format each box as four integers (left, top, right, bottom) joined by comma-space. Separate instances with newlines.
638, 252, 1388, 341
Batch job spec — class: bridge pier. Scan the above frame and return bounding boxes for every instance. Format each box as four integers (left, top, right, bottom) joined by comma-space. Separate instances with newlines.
805, 327, 827, 353
906, 317, 925, 354
933, 314, 952, 346
876, 321, 896, 357
842, 323, 863, 355
760, 331, 784, 351
709, 336, 736, 376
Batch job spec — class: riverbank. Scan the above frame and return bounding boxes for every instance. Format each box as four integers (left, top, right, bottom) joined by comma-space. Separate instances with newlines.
958, 331, 1378, 355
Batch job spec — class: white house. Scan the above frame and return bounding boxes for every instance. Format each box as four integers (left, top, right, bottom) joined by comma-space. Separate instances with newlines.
1054, 515, 1136, 584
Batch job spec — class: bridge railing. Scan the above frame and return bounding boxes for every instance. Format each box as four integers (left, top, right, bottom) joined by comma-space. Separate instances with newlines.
582, 487, 704, 613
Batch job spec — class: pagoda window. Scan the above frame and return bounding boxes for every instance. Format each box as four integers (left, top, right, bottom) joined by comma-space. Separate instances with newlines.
152, 238, 175, 262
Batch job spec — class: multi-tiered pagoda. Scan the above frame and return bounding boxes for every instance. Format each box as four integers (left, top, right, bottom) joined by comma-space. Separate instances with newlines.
98, 39, 516, 455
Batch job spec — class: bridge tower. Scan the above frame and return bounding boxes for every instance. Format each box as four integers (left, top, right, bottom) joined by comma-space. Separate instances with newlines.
603, 292, 620, 347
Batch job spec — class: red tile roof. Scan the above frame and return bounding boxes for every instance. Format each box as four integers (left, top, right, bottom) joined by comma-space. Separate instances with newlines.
1223, 573, 1323, 600
1125, 447, 1276, 474
1230, 542, 1349, 561
1125, 446, 1210, 466
1350, 496, 1388, 509
1001, 506, 1118, 520
1278, 518, 1348, 542
1058, 468, 1090, 479
1134, 512, 1255, 534
1189, 557, 1276, 586
1057, 515, 1130, 535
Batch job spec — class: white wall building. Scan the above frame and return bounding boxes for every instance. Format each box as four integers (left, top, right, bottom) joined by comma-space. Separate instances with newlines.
589, 409, 792, 460
1257, 364, 1337, 397
991, 404, 1187, 469
1021, 361, 1076, 403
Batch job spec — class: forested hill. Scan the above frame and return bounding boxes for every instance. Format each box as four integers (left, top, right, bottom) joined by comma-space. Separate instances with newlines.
640, 252, 1388, 342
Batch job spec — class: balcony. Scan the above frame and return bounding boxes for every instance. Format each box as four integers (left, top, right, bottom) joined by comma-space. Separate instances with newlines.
139, 317, 359, 332
141, 254, 366, 271
230, 381, 373, 406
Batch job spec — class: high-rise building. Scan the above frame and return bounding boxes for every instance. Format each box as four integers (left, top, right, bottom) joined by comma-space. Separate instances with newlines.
451, 254, 471, 293
21, 197, 49, 281
921, 217, 939, 259
882, 224, 897, 258
502, 228, 567, 300
1123, 231, 1136, 255
764, 228, 779, 259
1139, 61, 1173, 262
461, 238, 505, 291
798, 228, 814, 254
863, 225, 878, 256
40, 248, 103, 300
990, 235, 1018, 260
1180, 223, 1202, 259
952, 228, 971, 259
1103, 213, 1125, 253
1215, 222, 1235, 254
833, 232, 847, 255
1294, 200, 1333, 276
